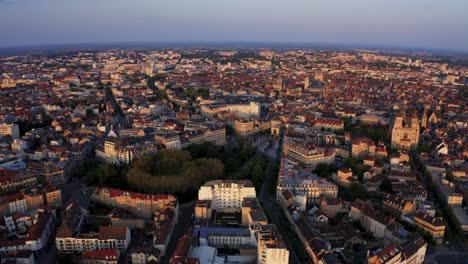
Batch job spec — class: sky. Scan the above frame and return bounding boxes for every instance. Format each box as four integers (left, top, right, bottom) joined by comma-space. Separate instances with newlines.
1, 0, 467, 51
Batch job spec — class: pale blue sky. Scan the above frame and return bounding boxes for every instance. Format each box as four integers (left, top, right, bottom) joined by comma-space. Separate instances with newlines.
1, 0, 467, 51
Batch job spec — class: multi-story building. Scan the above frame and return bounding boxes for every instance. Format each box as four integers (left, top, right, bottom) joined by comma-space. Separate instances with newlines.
104, 136, 157, 165
44, 185, 62, 207
391, 111, 420, 150
200, 101, 260, 118
82, 249, 120, 264
352, 137, 374, 158
0, 211, 55, 254
198, 180, 256, 210
203, 124, 226, 146
155, 134, 181, 150
368, 239, 427, 264
383, 194, 417, 218
335, 168, 354, 186
95, 187, 178, 256
257, 225, 289, 264
414, 211, 445, 244
234, 118, 271, 136
194, 180, 287, 262
94, 187, 178, 219
0, 123, 20, 139
277, 158, 338, 205
0, 169, 37, 193
26, 161, 65, 186
56, 226, 131, 253
440, 183, 464, 205
0, 192, 28, 216
130, 247, 160, 264
282, 135, 336, 169
181, 124, 226, 147
306, 116, 344, 131
349, 199, 400, 240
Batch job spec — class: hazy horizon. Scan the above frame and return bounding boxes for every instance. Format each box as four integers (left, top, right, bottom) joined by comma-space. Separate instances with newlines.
1, 0, 467, 52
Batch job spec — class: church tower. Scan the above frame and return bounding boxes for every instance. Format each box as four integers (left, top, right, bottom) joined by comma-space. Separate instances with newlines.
304, 76, 310, 90
273, 76, 283, 90
391, 110, 420, 150
314, 71, 324, 82
421, 106, 428, 128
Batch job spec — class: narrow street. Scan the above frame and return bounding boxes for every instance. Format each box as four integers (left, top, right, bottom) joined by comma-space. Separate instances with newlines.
255, 136, 304, 264
161, 201, 195, 264
410, 153, 467, 259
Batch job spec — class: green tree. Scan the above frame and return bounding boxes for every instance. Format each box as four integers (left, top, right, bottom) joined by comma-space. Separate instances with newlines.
313, 163, 338, 179
445, 171, 454, 181
252, 164, 264, 187
380, 176, 393, 193
349, 183, 368, 200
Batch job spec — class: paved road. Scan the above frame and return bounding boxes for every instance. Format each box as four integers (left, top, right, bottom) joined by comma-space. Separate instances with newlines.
410, 155, 466, 253
61, 176, 94, 210
36, 177, 92, 264
162, 201, 195, 264
255, 136, 304, 264
424, 245, 468, 264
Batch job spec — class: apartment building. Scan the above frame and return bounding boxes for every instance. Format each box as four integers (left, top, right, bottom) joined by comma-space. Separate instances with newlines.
352, 137, 374, 159
130, 247, 161, 264
257, 225, 289, 264
0, 169, 37, 193
368, 239, 427, 264
94, 187, 178, 219
155, 133, 181, 150
26, 161, 65, 186
0, 211, 55, 254
383, 194, 417, 218
414, 211, 446, 244
282, 136, 336, 168
198, 180, 256, 210
56, 226, 131, 253
200, 101, 260, 118
104, 136, 157, 165
277, 158, 338, 205
181, 124, 226, 147
306, 116, 344, 131
234, 118, 271, 136
0, 123, 20, 139
82, 249, 120, 264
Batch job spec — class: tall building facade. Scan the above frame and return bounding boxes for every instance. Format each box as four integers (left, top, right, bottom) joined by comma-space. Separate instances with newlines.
257, 225, 289, 264
391, 111, 420, 150
104, 137, 157, 165
198, 180, 256, 210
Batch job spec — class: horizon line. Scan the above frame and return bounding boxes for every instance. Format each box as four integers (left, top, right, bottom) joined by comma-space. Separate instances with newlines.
1, 40, 467, 56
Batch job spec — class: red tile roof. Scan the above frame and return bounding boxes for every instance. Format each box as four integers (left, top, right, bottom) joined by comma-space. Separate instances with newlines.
82, 249, 119, 261
98, 226, 128, 240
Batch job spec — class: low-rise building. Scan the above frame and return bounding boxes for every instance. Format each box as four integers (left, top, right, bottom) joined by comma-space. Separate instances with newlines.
130, 247, 160, 264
